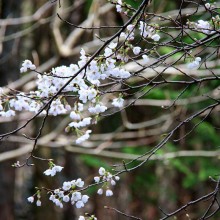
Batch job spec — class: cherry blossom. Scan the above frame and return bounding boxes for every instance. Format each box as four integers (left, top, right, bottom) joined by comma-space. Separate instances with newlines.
112, 97, 124, 108
187, 57, 202, 70
27, 196, 34, 203
20, 60, 36, 73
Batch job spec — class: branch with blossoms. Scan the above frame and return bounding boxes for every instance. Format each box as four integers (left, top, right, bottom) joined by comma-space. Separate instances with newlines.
1, 0, 220, 219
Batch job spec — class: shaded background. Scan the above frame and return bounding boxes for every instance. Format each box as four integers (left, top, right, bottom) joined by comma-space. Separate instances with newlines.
0, 0, 220, 219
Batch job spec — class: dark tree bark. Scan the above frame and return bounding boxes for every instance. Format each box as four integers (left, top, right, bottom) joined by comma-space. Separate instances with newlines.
0, 1, 22, 220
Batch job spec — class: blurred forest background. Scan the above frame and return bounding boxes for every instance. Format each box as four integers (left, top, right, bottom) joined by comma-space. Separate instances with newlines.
0, 0, 220, 219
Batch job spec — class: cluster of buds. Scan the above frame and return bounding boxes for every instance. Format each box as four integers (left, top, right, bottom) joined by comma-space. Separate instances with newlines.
49, 182, 89, 209
27, 190, 42, 206
94, 167, 120, 196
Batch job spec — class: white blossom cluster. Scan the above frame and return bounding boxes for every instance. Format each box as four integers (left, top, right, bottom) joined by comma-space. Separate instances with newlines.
114, 0, 161, 42
88, 103, 107, 115
0, 42, 133, 143
28, 164, 89, 209
0, 0, 161, 146
15, 1, 220, 219
194, 20, 215, 34
119, 21, 160, 46
0, 89, 46, 117
27, 164, 119, 219
1, 1, 216, 147
120, 24, 135, 41
9, 93, 42, 113
20, 60, 36, 73
28, 45, 131, 98
44, 164, 63, 176
49, 178, 89, 209
94, 167, 120, 197
139, 21, 160, 41
0, 108, 15, 117
116, 0, 122, 13
204, 2, 215, 10
187, 17, 217, 35
36, 45, 132, 143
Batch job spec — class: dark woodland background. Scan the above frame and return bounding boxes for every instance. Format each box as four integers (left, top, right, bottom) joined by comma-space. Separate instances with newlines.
0, 0, 220, 219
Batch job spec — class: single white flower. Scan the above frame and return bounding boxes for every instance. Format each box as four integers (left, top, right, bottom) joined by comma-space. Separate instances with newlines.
27, 196, 34, 203
115, 176, 120, 181
76, 178, 84, 187
54, 199, 63, 208
205, 3, 211, 9
76, 200, 84, 208
63, 195, 70, 203
151, 34, 160, 41
104, 48, 113, 57
36, 200, 41, 206
116, 4, 122, 12
112, 97, 124, 108
187, 57, 201, 70
52, 165, 63, 173
71, 192, 82, 202
70, 111, 81, 120
97, 188, 103, 195
195, 57, 201, 62
111, 180, 116, 186
76, 130, 92, 144
133, 46, 141, 55
94, 176, 100, 183
120, 32, 127, 39
142, 55, 150, 64
99, 167, 105, 176
109, 42, 117, 49
106, 189, 113, 197
62, 181, 72, 191
81, 195, 89, 203
44, 168, 56, 176
49, 194, 56, 201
